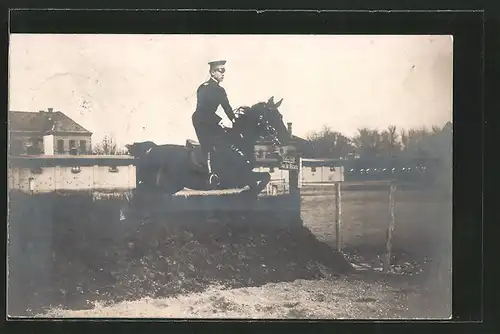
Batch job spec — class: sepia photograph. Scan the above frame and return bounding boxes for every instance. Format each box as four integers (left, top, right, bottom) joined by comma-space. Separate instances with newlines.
7, 33, 453, 319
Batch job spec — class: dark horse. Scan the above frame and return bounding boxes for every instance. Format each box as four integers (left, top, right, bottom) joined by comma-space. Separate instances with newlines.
125, 96, 290, 198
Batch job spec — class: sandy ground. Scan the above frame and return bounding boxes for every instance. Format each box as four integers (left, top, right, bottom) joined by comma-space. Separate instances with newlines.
12, 186, 452, 319
41, 276, 428, 319
40, 267, 450, 319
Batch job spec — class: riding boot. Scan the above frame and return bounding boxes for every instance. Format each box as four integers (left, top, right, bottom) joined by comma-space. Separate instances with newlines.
207, 151, 213, 174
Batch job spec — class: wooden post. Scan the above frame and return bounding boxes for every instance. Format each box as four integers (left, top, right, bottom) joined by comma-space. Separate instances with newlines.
384, 182, 397, 272
335, 182, 342, 252
288, 156, 299, 195
298, 157, 303, 188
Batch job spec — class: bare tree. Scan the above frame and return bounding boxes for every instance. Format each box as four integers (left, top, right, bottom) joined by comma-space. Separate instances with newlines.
399, 127, 433, 158
387, 125, 400, 149
307, 125, 354, 158
400, 128, 409, 152
431, 125, 441, 133
352, 127, 383, 158
378, 125, 402, 157
92, 135, 125, 155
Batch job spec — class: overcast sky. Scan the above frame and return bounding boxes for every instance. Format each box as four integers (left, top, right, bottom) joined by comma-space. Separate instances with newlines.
9, 34, 453, 148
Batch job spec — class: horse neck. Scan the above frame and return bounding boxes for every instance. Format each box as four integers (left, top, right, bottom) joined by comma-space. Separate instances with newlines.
234, 116, 261, 150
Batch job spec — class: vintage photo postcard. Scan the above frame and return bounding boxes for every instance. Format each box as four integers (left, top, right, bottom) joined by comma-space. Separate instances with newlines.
7, 33, 453, 319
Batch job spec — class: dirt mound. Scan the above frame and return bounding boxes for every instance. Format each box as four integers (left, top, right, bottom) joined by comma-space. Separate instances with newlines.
8, 194, 352, 316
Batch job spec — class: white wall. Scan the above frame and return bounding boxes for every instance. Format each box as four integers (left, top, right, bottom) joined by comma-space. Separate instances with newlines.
43, 135, 54, 155
93, 165, 136, 190
253, 166, 290, 183
301, 166, 344, 184
8, 164, 136, 193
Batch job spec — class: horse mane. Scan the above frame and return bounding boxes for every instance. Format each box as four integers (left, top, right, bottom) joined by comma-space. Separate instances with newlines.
248, 101, 267, 111
236, 101, 267, 118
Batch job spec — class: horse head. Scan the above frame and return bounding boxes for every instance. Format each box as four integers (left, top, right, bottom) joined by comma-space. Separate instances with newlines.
125, 141, 157, 159
234, 96, 290, 147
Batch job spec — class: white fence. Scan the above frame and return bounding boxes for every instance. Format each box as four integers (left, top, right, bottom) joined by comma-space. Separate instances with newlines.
299, 158, 345, 186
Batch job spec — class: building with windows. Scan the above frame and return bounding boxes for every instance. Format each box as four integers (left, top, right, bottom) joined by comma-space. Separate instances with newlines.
253, 122, 311, 162
9, 108, 92, 155
253, 122, 315, 193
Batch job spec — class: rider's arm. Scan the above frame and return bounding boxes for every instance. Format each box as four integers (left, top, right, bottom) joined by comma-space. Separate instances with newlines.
219, 87, 236, 122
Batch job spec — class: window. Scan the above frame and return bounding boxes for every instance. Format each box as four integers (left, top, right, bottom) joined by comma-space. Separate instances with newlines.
109, 166, 119, 173
69, 140, 77, 155
80, 140, 87, 154
26, 145, 41, 155
57, 140, 64, 153
30, 166, 43, 174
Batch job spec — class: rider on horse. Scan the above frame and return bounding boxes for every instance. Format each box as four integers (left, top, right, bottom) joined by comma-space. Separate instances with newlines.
192, 59, 236, 174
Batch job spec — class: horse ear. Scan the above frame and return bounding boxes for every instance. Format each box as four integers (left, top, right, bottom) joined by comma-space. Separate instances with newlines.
268, 96, 275, 105
275, 98, 283, 108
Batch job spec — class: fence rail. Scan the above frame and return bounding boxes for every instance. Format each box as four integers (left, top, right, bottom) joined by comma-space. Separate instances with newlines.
329, 180, 399, 272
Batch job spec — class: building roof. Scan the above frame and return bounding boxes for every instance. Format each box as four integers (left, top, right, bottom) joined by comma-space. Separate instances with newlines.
256, 135, 310, 146
9, 110, 92, 134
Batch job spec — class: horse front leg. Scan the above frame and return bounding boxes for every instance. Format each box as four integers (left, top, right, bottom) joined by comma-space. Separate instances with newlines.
255, 171, 271, 193
244, 171, 270, 196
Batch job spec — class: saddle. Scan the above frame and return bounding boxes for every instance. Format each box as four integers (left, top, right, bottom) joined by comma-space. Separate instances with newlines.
185, 139, 207, 172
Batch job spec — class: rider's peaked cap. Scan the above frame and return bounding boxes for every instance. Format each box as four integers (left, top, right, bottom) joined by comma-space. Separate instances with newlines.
208, 60, 227, 67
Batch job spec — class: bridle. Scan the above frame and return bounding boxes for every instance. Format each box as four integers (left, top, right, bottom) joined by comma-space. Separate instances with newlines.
257, 108, 281, 146
232, 103, 283, 150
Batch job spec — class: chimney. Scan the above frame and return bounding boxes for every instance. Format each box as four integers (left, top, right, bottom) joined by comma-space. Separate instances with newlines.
48, 108, 53, 113
287, 122, 293, 138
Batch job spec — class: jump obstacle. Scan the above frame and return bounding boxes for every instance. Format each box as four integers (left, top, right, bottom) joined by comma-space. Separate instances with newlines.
8, 153, 304, 226
7, 154, 303, 308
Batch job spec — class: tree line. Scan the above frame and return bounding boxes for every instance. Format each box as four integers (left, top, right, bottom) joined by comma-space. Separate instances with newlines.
302, 122, 452, 161
92, 122, 453, 162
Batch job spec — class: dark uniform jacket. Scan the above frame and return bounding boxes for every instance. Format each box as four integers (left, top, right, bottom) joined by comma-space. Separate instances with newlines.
193, 78, 236, 126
